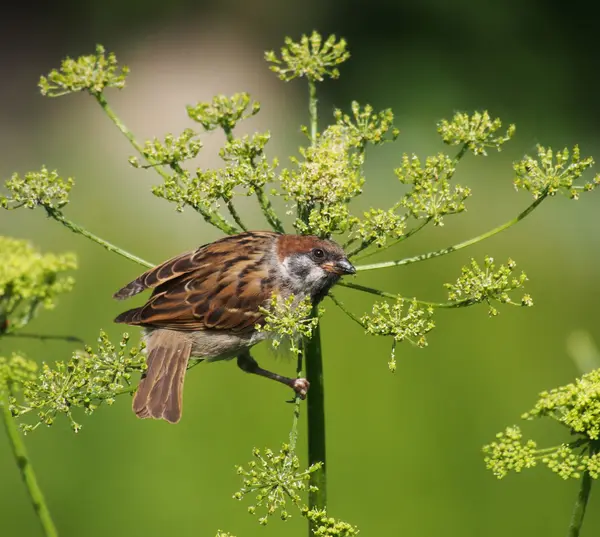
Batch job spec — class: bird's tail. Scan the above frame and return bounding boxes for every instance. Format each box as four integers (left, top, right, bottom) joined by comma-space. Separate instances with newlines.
133, 329, 192, 423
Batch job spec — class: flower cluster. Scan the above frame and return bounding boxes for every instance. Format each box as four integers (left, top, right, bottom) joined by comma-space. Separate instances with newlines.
303, 508, 360, 537
0, 237, 76, 332
396, 153, 471, 225
353, 208, 407, 249
12, 331, 146, 433
437, 111, 515, 156
257, 295, 321, 356
187, 93, 260, 133
130, 129, 202, 168
282, 125, 364, 237
513, 145, 597, 200
484, 366, 600, 480
0, 354, 38, 400
362, 299, 435, 370
444, 257, 532, 316
233, 444, 321, 524
1, 167, 73, 210
39, 44, 129, 97
334, 101, 399, 148
265, 32, 350, 82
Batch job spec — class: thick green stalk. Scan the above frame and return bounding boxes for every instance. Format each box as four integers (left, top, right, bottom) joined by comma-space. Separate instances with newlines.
305, 314, 326, 514
567, 463, 593, 537
45, 207, 154, 269
303, 76, 327, 523
354, 190, 549, 272
2, 400, 58, 537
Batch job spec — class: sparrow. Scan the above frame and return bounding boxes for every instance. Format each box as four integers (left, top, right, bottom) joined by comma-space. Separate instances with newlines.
113, 230, 356, 423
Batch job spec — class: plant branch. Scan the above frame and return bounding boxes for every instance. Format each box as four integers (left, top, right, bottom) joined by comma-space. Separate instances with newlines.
304, 311, 326, 514
44, 207, 153, 269
349, 217, 432, 259
567, 449, 594, 537
308, 80, 318, 145
95, 92, 238, 235
354, 190, 549, 272
4, 333, 84, 344
338, 281, 476, 309
2, 398, 58, 537
225, 199, 247, 231
327, 293, 367, 329
255, 186, 286, 233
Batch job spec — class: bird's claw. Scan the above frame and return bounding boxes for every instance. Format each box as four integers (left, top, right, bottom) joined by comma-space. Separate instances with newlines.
291, 378, 310, 400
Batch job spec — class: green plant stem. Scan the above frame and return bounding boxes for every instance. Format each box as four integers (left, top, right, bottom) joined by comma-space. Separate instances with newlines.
349, 217, 432, 259
328, 293, 367, 328
303, 76, 326, 527
354, 191, 549, 272
45, 207, 154, 269
93, 92, 146, 155
308, 80, 318, 144
304, 309, 326, 515
288, 352, 304, 454
255, 186, 286, 233
223, 124, 286, 234
225, 200, 247, 231
4, 333, 84, 344
95, 92, 238, 235
567, 463, 593, 537
2, 399, 58, 537
337, 281, 476, 309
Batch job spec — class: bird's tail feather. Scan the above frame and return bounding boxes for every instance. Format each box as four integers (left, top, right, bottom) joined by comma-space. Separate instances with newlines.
133, 330, 192, 423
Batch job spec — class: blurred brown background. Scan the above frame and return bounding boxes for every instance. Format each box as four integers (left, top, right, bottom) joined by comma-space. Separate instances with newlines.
1, 1, 600, 536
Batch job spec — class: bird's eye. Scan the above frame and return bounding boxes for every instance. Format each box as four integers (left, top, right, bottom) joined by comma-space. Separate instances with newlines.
311, 248, 325, 259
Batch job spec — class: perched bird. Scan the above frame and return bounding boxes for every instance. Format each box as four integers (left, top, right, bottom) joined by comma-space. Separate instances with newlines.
113, 231, 356, 423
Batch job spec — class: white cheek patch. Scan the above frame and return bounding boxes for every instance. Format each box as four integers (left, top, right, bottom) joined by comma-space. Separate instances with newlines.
280, 256, 326, 294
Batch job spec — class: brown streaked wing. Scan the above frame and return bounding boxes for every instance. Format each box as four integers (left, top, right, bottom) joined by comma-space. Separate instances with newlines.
128, 232, 278, 332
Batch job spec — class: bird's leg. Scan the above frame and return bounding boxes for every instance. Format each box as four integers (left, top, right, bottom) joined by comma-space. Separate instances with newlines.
236, 350, 310, 399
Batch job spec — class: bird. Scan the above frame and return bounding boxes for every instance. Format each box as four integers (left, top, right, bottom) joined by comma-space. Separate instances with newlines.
113, 230, 356, 423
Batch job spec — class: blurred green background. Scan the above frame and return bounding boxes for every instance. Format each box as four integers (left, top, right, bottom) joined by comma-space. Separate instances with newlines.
2, 1, 600, 536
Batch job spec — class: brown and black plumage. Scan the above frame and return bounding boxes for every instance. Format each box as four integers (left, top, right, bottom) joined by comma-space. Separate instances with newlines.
113, 231, 355, 423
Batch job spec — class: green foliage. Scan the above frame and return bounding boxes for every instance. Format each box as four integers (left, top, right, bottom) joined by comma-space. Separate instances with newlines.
187, 93, 260, 133
0, 236, 76, 331
39, 44, 129, 97
395, 153, 471, 225
437, 111, 515, 156
444, 257, 532, 316
234, 444, 321, 524
257, 295, 321, 356
513, 145, 598, 200
484, 366, 600, 480
10, 331, 145, 433
1, 167, 73, 209
265, 31, 350, 82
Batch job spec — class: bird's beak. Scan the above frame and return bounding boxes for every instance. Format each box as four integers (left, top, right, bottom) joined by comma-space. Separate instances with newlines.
324, 258, 356, 275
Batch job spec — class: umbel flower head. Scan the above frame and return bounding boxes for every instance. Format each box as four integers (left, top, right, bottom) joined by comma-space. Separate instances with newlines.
266, 31, 350, 82
1, 167, 73, 210
0, 236, 76, 331
483, 366, 600, 480
12, 331, 146, 433
39, 44, 129, 97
